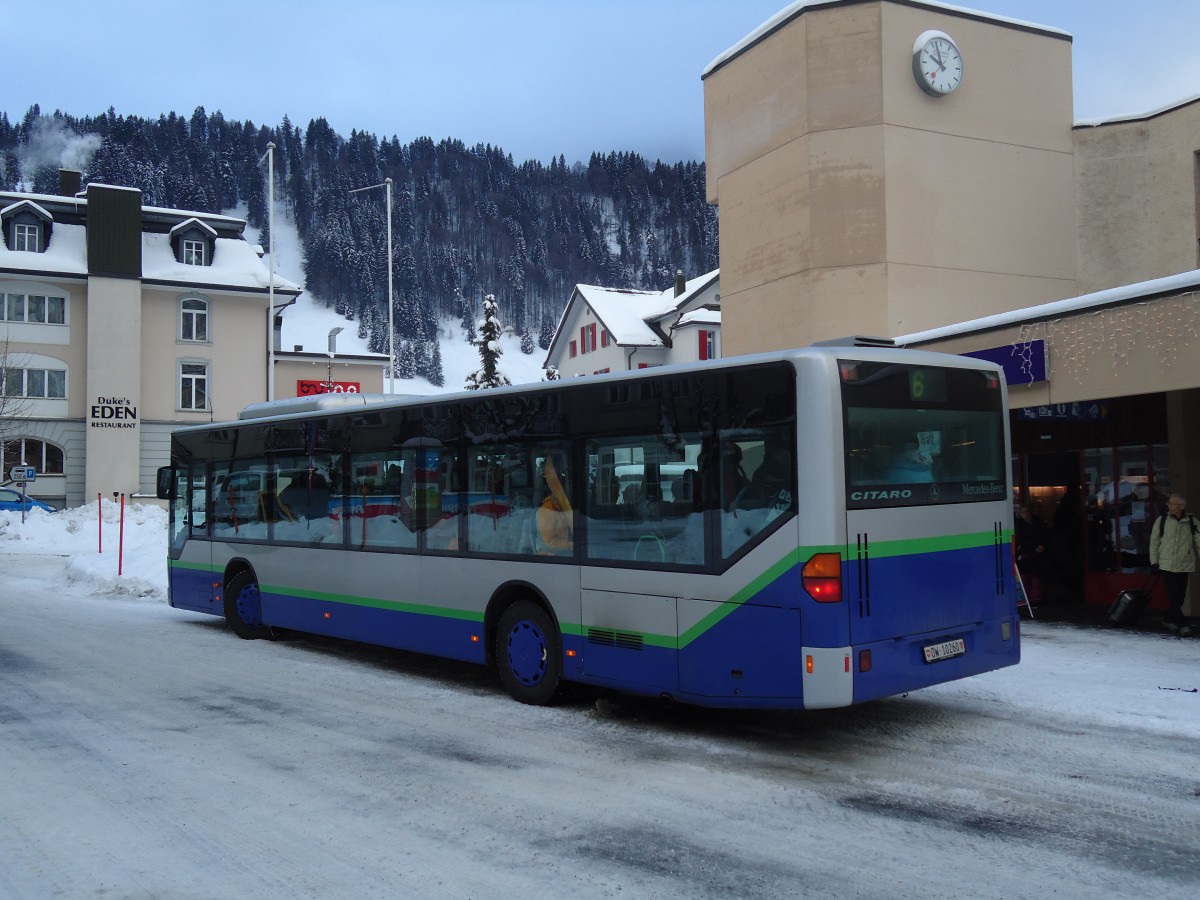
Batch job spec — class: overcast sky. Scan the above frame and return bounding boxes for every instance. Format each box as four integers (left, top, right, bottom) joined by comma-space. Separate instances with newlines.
9, 1, 1200, 165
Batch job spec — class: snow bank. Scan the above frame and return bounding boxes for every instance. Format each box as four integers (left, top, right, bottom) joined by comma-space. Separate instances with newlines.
0, 500, 168, 600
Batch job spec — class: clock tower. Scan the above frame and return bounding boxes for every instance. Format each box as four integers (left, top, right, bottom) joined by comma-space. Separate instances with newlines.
703, 0, 1077, 353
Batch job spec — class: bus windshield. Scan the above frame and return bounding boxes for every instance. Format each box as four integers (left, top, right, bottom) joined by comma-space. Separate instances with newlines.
841, 360, 1007, 508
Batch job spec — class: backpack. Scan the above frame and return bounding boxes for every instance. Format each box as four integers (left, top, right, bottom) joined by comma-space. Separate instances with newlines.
1157, 513, 1199, 538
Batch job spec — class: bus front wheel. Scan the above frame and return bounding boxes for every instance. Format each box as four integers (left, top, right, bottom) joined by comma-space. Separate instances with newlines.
495, 600, 562, 705
224, 571, 272, 640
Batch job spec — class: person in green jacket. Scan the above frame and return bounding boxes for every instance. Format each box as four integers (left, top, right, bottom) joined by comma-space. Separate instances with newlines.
1149, 493, 1200, 636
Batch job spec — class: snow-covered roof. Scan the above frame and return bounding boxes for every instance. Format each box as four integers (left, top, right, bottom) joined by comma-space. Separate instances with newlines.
0, 208, 294, 293
169, 217, 218, 239
895, 268, 1200, 346
1, 198, 54, 222
674, 309, 721, 329
702, 0, 1069, 80
0, 221, 88, 275
142, 232, 301, 293
646, 269, 720, 322
576, 284, 664, 346
142, 204, 243, 226
1074, 92, 1200, 128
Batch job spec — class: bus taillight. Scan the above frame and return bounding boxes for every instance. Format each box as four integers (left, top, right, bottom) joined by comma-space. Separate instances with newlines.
802, 552, 842, 602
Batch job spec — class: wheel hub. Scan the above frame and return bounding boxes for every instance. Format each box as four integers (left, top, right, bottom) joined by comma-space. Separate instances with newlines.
506, 620, 547, 686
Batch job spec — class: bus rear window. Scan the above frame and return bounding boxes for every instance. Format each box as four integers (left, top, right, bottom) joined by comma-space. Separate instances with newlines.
841, 362, 1006, 508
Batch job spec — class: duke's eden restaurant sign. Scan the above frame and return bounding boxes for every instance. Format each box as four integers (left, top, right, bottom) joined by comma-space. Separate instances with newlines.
91, 396, 138, 429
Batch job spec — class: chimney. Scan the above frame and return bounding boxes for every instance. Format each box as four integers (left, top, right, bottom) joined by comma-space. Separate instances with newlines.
85, 183, 143, 278
674, 270, 686, 297
59, 169, 82, 197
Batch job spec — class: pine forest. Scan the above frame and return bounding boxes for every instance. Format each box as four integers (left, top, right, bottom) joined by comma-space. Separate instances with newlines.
1, 106, 719, 381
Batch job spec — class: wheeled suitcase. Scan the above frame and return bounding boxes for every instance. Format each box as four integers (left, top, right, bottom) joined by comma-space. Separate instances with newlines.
1106, 589, 1149, 627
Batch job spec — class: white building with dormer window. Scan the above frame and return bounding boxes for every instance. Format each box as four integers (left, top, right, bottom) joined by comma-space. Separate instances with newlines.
0, 171, 304, 508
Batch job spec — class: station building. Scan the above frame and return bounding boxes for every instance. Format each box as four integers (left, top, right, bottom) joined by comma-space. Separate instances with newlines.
703, 0, 1200, 611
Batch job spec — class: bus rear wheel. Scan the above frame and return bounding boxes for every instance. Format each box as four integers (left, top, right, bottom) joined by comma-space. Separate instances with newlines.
495, 600, 562, 705
224, 571, 272, 640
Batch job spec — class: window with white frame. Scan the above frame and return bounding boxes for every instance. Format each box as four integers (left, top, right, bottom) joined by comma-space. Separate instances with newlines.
14, 223, 41, 253
1, 367, 67, 399
1, 438, 65, 475
180, 297, 209, 342
182, 239, 207, 266
1, 291, 67, 324
179, 361, 210, 411
2, 292, 23, 321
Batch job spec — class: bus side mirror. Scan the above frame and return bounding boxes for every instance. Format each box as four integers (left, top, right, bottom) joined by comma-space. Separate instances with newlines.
156, 466, 175, 500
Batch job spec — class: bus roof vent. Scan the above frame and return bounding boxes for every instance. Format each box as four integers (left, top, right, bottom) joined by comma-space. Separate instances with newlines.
238, 393, 382, 420
811, 335, 897, 348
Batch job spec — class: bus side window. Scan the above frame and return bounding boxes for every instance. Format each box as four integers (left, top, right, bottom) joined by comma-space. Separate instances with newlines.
584, 434, 704, 566
719, 427, 796, 560
425, 449, 463, 552
465, 446, 541, 555
188, 464, 207, 534
348, 451, 418, 552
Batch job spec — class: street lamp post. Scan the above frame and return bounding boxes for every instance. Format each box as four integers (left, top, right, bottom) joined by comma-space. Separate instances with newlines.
349, 177, 393, 394
257, 141, 278, 401
326, 326, 344, 392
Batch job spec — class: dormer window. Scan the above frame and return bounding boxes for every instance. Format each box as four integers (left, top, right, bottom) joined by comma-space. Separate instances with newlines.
182, 240, 206, 266
14, 223, 40, 252
1, 199, 53, 253
169, 217, 217, 267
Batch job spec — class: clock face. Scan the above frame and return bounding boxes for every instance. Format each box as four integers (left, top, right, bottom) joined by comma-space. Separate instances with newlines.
912, 30, 963, 96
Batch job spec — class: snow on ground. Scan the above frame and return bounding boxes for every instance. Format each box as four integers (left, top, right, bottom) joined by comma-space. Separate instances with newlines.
0, 501, 166, 600
2, 502, 1198, 741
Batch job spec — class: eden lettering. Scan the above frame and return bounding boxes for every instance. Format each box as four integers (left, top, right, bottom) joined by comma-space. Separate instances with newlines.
91, 404, 138, 419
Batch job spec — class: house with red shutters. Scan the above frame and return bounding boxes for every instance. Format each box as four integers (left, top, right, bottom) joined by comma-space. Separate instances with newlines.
544, 269, 720, 378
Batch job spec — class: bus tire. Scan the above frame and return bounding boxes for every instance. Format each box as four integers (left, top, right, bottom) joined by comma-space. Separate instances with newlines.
225, 570, 272, 640
495, 600, 562, 705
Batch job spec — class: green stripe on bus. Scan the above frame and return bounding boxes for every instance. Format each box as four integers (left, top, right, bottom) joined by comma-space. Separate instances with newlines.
866, 529, 1005, 559
168, 559, 218, 573
173, 527, 1009, 650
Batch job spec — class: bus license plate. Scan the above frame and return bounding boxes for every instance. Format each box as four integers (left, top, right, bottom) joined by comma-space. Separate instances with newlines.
923, 638, 966, 663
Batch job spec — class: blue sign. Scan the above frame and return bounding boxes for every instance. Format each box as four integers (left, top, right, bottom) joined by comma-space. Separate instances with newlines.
964, 340, 1047, 385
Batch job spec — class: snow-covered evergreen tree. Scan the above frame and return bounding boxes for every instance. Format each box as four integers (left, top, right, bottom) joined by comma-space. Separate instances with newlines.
396, 340, 417, 380
543, 365, 560, 381
520, 329, 534, 355
538, 319, 554, 351
428, 341, 445, 388
459, 290, 476, 343
464, 294, 511, 390
413, 339, 431, 380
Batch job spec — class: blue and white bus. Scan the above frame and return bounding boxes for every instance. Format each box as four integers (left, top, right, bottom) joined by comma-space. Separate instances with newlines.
158, 342, 1019, 708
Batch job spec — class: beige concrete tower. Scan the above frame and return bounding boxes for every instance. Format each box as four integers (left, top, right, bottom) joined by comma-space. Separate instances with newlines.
703, 0, 1078, 354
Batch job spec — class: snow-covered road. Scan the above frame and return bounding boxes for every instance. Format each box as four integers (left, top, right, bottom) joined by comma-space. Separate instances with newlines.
2, 553, 1198, 899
